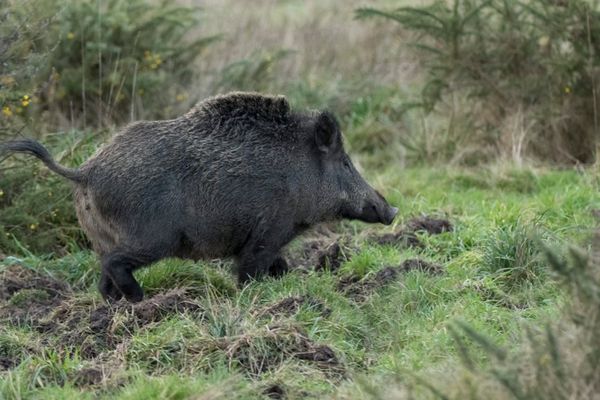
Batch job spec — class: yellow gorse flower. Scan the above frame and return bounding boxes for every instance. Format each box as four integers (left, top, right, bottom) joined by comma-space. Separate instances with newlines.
144, 50, 162, 69
564, 86, 571, 94
2, 106, 12, 117
21, 95, 30, 107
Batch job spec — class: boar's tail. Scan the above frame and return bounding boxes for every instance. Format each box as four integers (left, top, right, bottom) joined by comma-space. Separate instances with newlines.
1, 139, 85, 183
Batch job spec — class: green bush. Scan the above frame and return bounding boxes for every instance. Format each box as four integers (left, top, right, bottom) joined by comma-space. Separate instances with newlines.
1, 0, 217, 129
0, 131, 97, 256
443, 246, 600, 399
357, 0, 600, 164
0, 0, 55, 129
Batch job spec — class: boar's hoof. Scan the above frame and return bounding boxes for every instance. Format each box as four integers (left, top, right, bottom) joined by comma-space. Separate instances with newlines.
269, 256, 289, 278
99, 273, 123, 302
101, 252, 150, 303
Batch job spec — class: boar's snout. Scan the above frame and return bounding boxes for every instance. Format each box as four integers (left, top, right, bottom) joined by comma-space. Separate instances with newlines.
362, 194, 398, 225
381, 205, 399, 225
342, 188, 398, 225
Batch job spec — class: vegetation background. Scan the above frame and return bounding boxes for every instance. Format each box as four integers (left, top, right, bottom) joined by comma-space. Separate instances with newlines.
0, 0, 599, 399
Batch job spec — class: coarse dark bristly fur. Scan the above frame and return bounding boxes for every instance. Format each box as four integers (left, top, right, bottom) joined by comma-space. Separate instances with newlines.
0, 92, 398, 302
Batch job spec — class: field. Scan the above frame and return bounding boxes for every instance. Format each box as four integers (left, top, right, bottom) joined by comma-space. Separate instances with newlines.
1, 163, 597, 399
1, 0, 600, 399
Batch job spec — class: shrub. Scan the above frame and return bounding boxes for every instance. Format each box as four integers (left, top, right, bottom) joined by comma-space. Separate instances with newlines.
0, 130, 96, 256
0, 0, 55, 131
443, 245, 600, 399
0, 0, 217, 129
357, 0, 600, 164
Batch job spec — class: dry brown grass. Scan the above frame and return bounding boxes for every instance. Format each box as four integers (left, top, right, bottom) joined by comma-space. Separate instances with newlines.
185, 0, 421, 99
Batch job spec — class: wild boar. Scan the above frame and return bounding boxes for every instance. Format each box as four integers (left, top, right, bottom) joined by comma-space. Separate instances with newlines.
1, 92, 398, 302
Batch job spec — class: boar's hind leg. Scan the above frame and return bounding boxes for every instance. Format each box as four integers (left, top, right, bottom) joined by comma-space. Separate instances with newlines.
101, 251, 157, 303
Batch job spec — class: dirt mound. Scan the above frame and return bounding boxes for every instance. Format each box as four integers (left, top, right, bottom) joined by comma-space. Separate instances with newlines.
263, 384, 286, 399
338, 259, 443, 301
68, 289, 203, 357
0, 356, 16, 371
370, 215, 452, 247
254, 295, 331, 319
0, 274, 203, 363
228, 325, 344, 379
289, 238, 350, 273
406, 216, 453, 234
128, 289, 203, 325
0, 265, 70, 326
0, 264, 69, 301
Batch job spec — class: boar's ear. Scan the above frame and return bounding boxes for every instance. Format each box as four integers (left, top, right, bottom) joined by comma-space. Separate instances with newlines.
314, 111, 341, 154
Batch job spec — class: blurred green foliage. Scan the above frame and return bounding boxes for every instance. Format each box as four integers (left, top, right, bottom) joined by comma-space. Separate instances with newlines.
357, 0, 600, 164
0, 131, 99, 255
0, 0, 218, 129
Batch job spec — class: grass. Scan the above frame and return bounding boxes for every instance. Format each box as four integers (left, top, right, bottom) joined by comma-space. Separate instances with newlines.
1, 159, 597, 399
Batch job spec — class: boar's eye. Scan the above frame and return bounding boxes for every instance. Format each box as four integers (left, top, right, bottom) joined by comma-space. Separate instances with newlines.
343, 158, 352, 170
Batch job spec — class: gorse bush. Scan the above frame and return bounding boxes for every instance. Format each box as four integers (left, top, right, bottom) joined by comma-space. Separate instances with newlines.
47, 0, 218, 125
0, 131, 97, 256
0, 0, 54, 130
0, 0, 217, 129
357, 0, 600, 164
442, 245, 600, 400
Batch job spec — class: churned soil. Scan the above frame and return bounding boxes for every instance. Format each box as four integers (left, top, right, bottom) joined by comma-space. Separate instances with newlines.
0, 265, 203, 363
0, 264, 343, 381
338, 258, 443, 302
254, 295, 331, 319
228, 324, 345, 378
370, 215, 453, 247
288, 238, 351, 273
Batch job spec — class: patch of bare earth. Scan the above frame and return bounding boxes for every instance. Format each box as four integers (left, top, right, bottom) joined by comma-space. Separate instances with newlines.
0, 264, 70, 325
0, 264, 343, 384
288, 238, 352, 273
370, 215, 453, 247
338, 259, 443, 302
254, 295, 331, 319
225, 324, 345, 379
288, 215, 452, 275
0, 265, 203, 377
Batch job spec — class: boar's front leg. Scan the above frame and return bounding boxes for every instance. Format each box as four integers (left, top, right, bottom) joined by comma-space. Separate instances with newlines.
237, 246, 284, 285
268, 256, 289, 277
237, 220, 292, 284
